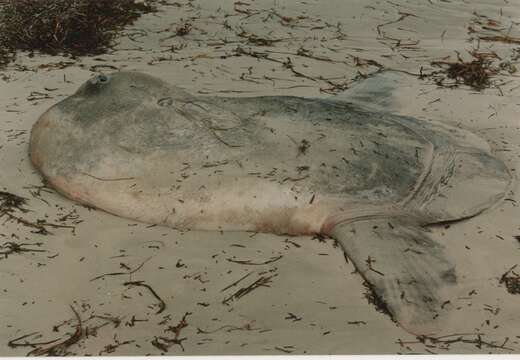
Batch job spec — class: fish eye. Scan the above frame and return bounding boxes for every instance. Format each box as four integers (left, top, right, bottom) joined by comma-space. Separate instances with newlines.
97, 74, 109, 83
89, 74, 110, 86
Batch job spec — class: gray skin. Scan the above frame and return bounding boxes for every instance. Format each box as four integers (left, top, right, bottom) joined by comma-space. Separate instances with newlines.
30, 71, 511, 336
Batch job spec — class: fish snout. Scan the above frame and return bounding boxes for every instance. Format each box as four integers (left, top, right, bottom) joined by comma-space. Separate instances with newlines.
30, 106, 57, 169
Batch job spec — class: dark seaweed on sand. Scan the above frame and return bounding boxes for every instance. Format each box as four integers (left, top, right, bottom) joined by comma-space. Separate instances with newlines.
0, 190, 76, 235
0, 0, 157, 66
433, 58, 493, 91
0, 191, 28, 213
500, 265, 520, 295
429, 52, 501, 91
362, 281, 392, 318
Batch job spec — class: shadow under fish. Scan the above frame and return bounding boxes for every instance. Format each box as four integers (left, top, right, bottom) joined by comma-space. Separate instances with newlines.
29, 71, 512, 336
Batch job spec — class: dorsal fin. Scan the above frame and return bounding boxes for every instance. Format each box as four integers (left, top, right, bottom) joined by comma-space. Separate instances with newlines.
333, 70, 409, 112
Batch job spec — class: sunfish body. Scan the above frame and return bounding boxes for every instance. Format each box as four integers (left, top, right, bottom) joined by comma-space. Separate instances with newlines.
30, 71, 511, 335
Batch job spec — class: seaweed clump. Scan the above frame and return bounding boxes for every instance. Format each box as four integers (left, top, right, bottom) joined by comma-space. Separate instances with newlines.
430, 54, 498, 91
362, 280, 393, 318
0, 190, 28, 214
500, 265, 520, 295
0, 0, 157, 65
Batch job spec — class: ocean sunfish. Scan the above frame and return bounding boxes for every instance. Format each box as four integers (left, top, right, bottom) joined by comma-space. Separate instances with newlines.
29, 71, 511, 335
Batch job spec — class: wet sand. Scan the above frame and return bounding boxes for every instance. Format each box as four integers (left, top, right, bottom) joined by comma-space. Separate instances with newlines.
1, 0, 519, 355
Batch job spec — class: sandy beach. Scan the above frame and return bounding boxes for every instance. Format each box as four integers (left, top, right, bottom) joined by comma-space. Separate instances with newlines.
1, 0, 519, 355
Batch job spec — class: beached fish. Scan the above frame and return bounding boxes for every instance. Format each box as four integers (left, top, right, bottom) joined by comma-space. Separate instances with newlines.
30, 71, 511, 335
